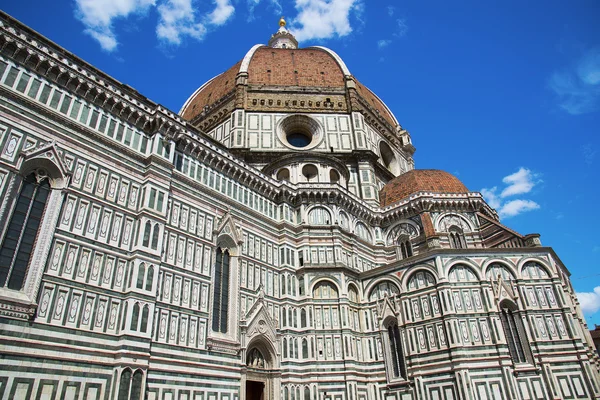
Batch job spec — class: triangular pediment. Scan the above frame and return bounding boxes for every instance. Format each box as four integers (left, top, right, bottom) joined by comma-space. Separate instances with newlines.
243, 290, 279, 345
492, 275, 517, 303
19, 140, 70, 178
377, 294, 399, 323
215, 211, 242, 245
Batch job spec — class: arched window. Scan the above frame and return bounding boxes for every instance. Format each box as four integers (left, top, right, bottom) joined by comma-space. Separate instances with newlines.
301, 309, 307, 328
348, 285, 359, 303
283, 338, 288, 358
118, 368, 144, 400
140, 305, 149, 333
339, 212, 349, 230
151, 224, 160, 249
355, 222, 372, 243
369, 281, 400, 301
302, 338, 308, 358
277, 168, 290, 181
313, 281, 339, 299
142, 221, 151, 247
385, 320, 407, 379
449, 226, 466, 249
304, 387, 310, 400
283, 387, 289, 400
329, 169, 340, 183
145, 265, 154, 291
0, 173, 51, 290
212, 248, 230, 333
307, 207, 331, 225
130, 302, 140, 330
398, 236, 413, 259
117, 369, 132, 400
136, 263, 145, 289
499, 300, 533, 364
130, 370, 143, 400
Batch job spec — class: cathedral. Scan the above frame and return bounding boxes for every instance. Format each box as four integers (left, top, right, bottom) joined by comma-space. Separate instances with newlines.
0, 11, 599, 400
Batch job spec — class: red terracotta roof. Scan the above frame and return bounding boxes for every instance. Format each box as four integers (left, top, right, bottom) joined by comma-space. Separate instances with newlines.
380, 169, 469, 207
180, 46, 399, 129
248, 47, 345, 87
181, 60, 241, 121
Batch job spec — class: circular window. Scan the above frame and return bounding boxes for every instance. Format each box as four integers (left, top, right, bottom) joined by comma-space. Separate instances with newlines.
278, 115, 323, 150
302, 164, 318, 181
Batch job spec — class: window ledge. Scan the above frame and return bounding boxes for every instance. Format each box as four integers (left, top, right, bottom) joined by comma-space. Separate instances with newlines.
387, 379, 412, 389
513, 364, 540, 376
0, 289, 36, 320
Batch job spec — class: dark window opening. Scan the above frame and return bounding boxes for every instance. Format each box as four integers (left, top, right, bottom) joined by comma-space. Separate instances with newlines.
0, 174, 51, 290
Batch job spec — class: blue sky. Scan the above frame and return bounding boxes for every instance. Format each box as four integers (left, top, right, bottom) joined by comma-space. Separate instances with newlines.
3, 1, 600, 324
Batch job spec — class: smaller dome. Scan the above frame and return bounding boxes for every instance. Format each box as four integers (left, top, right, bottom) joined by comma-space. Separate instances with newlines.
380, 169, 469, 207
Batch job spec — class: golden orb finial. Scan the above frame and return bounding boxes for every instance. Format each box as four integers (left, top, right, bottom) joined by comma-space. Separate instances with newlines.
279, 16, 286, 27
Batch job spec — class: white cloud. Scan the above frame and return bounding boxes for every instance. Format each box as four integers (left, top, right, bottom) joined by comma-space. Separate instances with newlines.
498, 199, 540, 218
549, 47, 600, 115
156, 0, 208, 45
577, 286, 600, 314
291, 0, 363, 42
481, 168, 541, 219
387, 6, 395, 17
377, 39, 391, 49
208, 0, 235, 25
500, 167, 539, 197
75, 0, 156, 51
480, 187, 501, 209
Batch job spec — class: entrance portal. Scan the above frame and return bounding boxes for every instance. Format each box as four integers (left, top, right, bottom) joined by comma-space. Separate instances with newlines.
246, 380, 265, 400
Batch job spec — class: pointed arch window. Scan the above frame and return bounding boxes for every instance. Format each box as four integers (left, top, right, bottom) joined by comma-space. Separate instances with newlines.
499, 300, 533, 364
398, 235, 413, 260
449, 226, 466, 249
118, 368, 144, 400
212, 248, 230, 333
0, 173, 51, 290
385, 320, 407, 380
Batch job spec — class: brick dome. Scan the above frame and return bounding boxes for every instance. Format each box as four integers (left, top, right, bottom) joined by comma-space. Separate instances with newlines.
179, 45, 398, 129
379, 169, 469, 207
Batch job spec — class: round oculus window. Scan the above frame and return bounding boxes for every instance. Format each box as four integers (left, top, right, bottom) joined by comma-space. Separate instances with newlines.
278, 115, 323, 150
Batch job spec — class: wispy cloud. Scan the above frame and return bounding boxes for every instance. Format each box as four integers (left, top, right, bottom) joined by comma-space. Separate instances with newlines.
247, 0, 282, 21
394, 18, 408, 38
481, 167, 541, 219
76, 0, 235, 51
377, 39, 391, 49
582, 143, 596, 165
577, 286, 600, 314
387, 6, 395, 17
75, 0, 156, 51
549, 47, 600, 115
290, 0, 363, 42
376, 15, 407, 51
